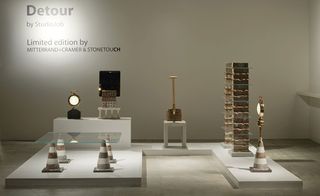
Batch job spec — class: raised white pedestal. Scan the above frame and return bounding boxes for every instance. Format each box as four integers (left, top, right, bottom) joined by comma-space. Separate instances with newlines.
5, 143, 302, 188
53, 117, 131, 149
212, 143, 302, 189
6, 146, 142, 187
163, 120, 187, 148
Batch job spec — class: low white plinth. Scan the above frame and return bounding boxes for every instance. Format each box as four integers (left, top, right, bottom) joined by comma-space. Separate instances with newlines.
5, 146, 142, 187
212, 143, 302, 189
229, 150, 254, 157
163, 120, 187, 148
139, 143, 212, 156
53, 117, 131, 148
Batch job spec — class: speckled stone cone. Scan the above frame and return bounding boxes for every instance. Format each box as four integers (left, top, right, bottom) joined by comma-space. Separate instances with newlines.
250, 138, 272, 172
42, 143, 64, 173
94, 140, 114, 172
106, 137, 116, 163
56, 139, 69, 163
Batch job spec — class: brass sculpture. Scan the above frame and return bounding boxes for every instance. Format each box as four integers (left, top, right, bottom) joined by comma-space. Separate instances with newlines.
167, 76, 182, 121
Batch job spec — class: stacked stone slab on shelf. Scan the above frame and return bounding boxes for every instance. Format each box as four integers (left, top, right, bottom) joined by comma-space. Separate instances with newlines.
98, 90, 120, 119
224, 63, 251, 154
102, 90, 117, 108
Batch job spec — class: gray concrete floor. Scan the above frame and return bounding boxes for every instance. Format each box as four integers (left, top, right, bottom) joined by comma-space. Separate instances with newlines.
0, 139, 319, 196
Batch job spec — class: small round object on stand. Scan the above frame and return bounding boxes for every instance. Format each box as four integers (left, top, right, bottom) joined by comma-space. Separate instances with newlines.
67, 91, 81, 119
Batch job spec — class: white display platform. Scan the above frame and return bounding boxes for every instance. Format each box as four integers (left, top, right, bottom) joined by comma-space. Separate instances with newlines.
53, 117, 131, 148
6, 143, 302, 189
6, 145, 142, 187
212, 143, 302, 189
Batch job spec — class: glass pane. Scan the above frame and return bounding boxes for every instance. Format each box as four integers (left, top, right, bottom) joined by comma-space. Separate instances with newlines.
36, 132, 121, 144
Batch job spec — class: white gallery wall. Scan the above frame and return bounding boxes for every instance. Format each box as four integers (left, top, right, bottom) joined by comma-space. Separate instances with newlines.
0, 0, 309, 141
309, 0, 320, 143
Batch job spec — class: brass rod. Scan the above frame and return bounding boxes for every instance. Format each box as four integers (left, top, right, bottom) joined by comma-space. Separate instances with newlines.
170, 76, 177, 110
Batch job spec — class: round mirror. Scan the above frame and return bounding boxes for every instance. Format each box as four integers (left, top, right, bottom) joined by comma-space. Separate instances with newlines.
256, 103, 261, 115
68, 93, 80, 106
256, 96, 264, 117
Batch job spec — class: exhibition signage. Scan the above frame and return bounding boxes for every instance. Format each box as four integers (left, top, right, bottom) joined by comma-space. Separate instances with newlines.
25, 3, 121, 53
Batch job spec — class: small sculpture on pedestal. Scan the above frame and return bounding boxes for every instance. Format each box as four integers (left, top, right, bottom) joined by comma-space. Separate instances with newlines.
98, 71, 121, 119
250, 96, 272, 172
167, 76, 182, 121
67, 92, 81, 119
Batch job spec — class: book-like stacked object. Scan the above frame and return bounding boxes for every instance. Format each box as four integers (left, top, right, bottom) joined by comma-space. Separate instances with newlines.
223, 63, 250, 153
102, 90, 117, 108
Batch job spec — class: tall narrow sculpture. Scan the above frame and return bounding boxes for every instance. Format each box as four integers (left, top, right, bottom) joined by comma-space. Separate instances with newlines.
250, 96, 272, 172
224, 63, 252, 156
223, 65, 234, 147
167, 76, 182, 121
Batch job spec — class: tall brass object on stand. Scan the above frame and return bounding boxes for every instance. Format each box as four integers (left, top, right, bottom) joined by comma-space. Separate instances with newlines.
167, 76, 182, 121
250, 96, 272, 172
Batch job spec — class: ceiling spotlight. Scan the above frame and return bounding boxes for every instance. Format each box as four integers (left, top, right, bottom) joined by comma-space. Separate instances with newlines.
67, 92, 81, 119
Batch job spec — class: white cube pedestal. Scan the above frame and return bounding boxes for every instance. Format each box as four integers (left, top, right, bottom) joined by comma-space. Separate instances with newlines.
163, 120, 187, 148
53, 117, 131, 149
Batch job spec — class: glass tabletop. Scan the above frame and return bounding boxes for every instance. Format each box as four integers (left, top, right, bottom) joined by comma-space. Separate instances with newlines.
36, 132, 121, 144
